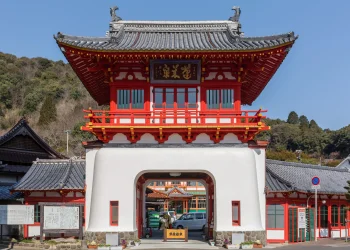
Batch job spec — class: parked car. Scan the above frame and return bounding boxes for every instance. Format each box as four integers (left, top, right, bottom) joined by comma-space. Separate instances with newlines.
172, 212, 207, 231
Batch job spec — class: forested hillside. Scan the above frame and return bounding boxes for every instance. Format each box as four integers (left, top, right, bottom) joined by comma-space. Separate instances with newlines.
0, 52, 98, 156
0, 52, 349, 165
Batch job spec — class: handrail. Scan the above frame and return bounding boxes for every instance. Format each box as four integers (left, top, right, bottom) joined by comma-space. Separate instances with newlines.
83, 109, 267, 126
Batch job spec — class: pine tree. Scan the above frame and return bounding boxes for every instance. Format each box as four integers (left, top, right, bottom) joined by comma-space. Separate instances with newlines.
38, 95, 57, 126
287, 111, 299, 124
299, 115, 309, 129
309, 119, 321, 130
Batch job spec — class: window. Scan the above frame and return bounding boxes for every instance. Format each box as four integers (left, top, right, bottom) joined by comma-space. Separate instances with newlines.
331, 205, 339, 227
156, 181, 164, 186
110, 201, 119, 226
341, 205, 347, 226
206, 89, 234, 109
187, 181, 196, 186
190, 197, 197, 208
197, 182, 204, 186
117, 89, 144, 109
232, 201, 240, 226
195, 213, 204, 219
34, 204, 40, 223
153, 87, 197, 109
172, 181, 181, 185
267, 204, 284, 228
198, 197, 206, 209
320, 205, 328, 228
184, 213, 195, 220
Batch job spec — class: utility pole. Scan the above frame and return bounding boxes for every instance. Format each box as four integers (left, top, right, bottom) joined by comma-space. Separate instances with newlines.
64, 130, 71, 156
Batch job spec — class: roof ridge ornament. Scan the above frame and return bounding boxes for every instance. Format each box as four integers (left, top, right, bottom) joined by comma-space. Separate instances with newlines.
110, 6, 122, 22
229, 6, 241, 22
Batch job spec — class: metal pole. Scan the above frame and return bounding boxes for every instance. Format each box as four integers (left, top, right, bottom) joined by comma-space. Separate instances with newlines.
64, 130, 71, 156
66, 131, 69, 155
315, 188, 317, 242
346, 219, 348, 243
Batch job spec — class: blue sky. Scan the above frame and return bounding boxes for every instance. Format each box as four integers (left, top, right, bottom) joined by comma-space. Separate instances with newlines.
1, 0, 349, 130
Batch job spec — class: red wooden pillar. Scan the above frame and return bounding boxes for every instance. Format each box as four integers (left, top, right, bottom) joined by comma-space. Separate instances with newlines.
24, 200, 29, 238
327, 202, 332, 238
110, 85, 117, 111
234, 85, 241, 111
284, 197, 289, 242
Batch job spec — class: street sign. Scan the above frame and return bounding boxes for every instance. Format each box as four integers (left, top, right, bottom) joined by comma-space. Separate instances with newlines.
312, 176, 320, 185
311, 185, 320, 190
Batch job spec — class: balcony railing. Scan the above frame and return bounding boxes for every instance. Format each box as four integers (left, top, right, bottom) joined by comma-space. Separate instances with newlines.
84, 109, 267, 127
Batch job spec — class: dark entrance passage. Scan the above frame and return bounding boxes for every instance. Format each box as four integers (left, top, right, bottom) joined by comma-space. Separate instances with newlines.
135, 172, 215, 241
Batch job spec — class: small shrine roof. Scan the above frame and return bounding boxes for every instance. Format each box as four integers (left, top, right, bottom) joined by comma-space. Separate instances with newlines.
147, 188, 169, 199
165, 186, 193, 198
0, 118, 66, 164
266, 160, 350, 195
12, 159, 85, 192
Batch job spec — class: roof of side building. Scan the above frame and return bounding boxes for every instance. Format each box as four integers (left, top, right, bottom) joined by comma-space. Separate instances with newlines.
266, 159, 350, 195
12, 159, 85, 191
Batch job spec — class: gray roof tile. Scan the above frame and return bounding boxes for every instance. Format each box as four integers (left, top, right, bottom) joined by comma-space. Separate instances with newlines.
266, 160, 350, 194
55, 21, 297, 51
12, 159, 85, 191
0, 183, 23, 200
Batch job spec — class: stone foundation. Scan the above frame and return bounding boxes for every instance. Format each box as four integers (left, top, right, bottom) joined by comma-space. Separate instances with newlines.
214, 231, 266, 247
84, 231, 137, 245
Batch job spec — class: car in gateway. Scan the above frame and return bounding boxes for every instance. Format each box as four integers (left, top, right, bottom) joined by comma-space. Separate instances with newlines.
172, 212, 207, 231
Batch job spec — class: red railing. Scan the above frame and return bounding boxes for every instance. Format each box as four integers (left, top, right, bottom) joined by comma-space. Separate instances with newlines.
84, 109, 267, 127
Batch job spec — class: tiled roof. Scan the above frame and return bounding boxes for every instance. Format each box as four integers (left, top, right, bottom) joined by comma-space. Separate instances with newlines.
55, 20, 296, 51
266, 160, 350, 194
147, 188, 169, 199
12, 159, 85, 191
266, 167, 294, 192
336, 156, 350, 170
166, 186, 193, 198
0, 118, 66, 164
0, 183, 23, 200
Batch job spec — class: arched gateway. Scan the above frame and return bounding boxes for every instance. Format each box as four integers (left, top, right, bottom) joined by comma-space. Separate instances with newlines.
56, 5, 296, 246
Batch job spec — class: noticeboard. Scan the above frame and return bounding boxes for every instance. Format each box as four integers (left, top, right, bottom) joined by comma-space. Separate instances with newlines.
163, 228, 188, 242
39, 203, 83, 242
0, 205, 34, 225
43, 206, 79, 230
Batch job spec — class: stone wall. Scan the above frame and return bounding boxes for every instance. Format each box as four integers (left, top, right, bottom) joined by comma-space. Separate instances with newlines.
214, 231, 266, 247
84, 231, 137, 245
11, 242, 81, 250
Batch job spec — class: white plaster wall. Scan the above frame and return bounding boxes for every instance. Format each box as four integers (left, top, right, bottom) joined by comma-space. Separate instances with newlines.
252, 148, 266, 229
87, 147, 265, 233
29, 192, 45, 197
46, 192, 60, 197
28, 226, 40, 237
85, 148, 99, 229
267, 230, 284, 240
331, 230, 340, 238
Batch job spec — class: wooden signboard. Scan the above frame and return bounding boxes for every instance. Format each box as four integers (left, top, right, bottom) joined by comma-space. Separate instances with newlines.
163, 228, 188, 242
150, 60, 201, 84
39, 203, 83, 242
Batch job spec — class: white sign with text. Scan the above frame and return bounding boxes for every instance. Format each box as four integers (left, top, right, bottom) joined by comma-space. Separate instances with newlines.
298, 208, 306, 229
0, 205, 34, 225
43, 206, 79, 230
